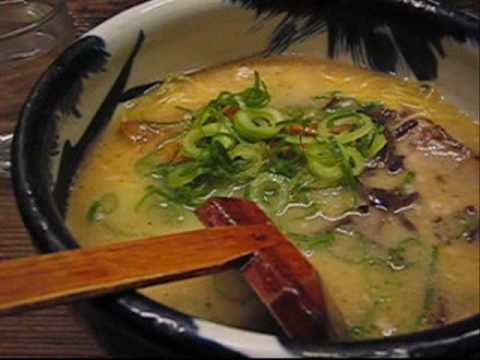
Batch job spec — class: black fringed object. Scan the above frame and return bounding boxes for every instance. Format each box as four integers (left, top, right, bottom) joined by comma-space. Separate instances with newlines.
228, 0, 480, 80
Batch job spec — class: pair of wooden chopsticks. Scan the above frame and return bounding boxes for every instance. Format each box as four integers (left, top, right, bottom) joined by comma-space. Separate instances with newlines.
0, 197, 345, 339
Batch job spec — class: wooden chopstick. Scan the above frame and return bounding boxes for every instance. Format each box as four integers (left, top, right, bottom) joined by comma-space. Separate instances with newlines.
196, 197, 347, 339
0, 223, 283, 316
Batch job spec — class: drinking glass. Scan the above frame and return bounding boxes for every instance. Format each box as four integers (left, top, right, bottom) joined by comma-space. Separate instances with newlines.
0, 0, 74, 177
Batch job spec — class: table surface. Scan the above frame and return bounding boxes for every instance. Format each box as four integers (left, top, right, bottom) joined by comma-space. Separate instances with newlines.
0, 1, 145, 357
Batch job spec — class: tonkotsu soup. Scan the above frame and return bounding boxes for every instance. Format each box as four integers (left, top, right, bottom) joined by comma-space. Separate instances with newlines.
66, 57, 479, 340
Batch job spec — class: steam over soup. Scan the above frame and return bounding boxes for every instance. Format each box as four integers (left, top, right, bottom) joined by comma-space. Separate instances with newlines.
67, 57, 479, 340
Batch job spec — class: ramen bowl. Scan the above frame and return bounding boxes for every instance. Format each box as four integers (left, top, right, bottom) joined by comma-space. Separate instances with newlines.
11, 0, 479, 357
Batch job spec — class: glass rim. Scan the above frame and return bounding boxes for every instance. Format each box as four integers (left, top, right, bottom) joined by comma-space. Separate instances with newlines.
0, 0, 65, 41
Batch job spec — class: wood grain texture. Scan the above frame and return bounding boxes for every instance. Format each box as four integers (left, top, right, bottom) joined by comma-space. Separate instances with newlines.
0, 224, 282, 316
0, 1, 149, 357
0, 178, 108, 357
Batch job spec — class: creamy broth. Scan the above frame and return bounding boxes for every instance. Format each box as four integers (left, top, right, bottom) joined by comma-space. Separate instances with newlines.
67, 57, 479, 339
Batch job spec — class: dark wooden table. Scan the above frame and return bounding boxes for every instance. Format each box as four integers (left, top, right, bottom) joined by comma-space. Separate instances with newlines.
0, 1, 145, 357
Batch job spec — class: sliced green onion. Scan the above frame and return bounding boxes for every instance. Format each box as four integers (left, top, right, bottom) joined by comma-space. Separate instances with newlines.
321, 109, 358, 124
268, 145, 306, 179
281, 106, 324, 122
135, 153, 160, 177
133, 75, 393, 214
304, 141, 365, 182
415, 246, 439, 328
319, 113, 374, 144
289, 231, 336, 251
87, 202, 103, 223
337, 115, 374, 144
87, 193, 118, 223
167, 162, 205, 188
283, 134, 317, 145
305, 136, 366, 187
305, 143, 343, 181
368, 133, 387, 158
213, 133, 237, 150
181, 123, 234, 159
327, 138, 362, 189
206, 72, 271, 110
246, 172, 289, 214
135, 186, 165, 213
233, 107, 283, 142
194, 107, 226, 127
344, 146, 366, 176
229, 143, 266, 179
238, 71, 271, 108
181, 128, 207, 159
289, 170, 337, 196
